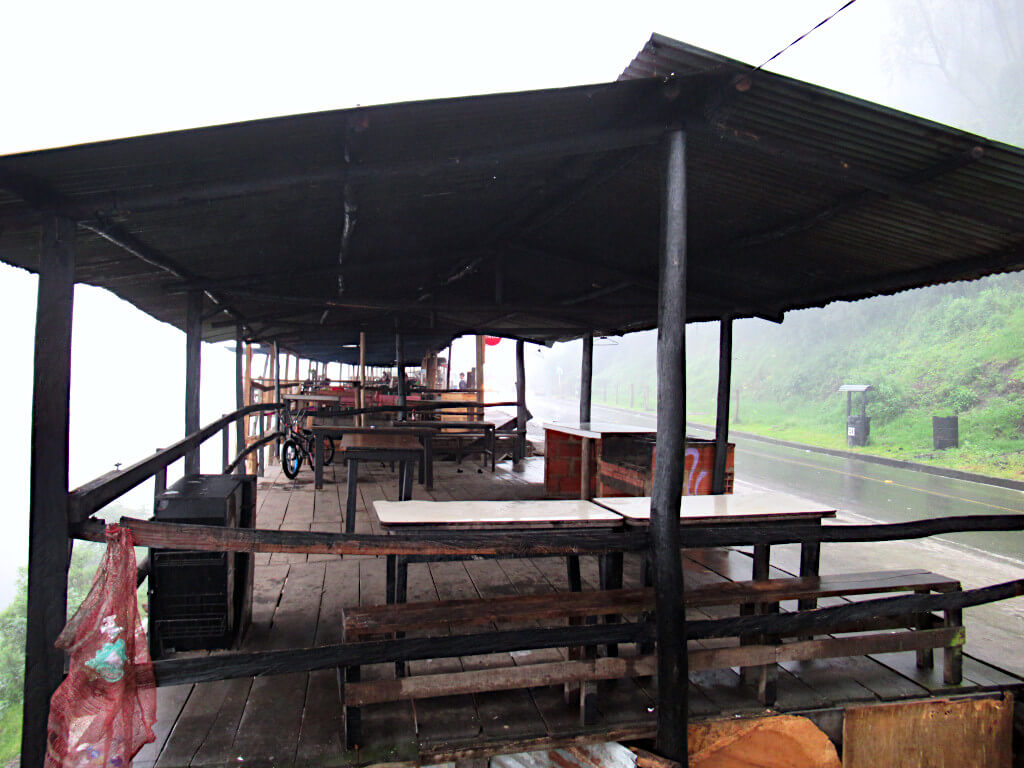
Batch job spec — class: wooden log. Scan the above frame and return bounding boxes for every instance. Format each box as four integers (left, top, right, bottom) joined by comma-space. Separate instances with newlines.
73, 516, 648, 557
244, 341, 254, 473
346, 654, 660, 705
343, 570, 961, 637
22, 213, 75, 768
678, 514, 1024, 547
146, 598, 974, 690
476, 334, 485, 420
184, 290, 202, 475
579, 332, 593, 423
396, 329, 407, 417
515, 339, 527, 460
652, 126, 688, 762
271, 340, 280, 464
153, 622, 649, 686
711, 316, 732, 494
235, 325, 245, 466
358, 331, 366, 427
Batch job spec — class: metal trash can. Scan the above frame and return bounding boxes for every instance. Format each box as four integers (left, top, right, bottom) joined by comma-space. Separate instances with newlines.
847, 415, 871, 447
933, 416, 959, 449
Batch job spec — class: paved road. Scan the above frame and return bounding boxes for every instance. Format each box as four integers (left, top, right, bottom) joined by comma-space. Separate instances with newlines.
523, 394, 1024, 565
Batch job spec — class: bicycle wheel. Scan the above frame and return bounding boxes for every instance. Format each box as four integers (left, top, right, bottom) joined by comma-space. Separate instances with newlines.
281, 439, 303, 479
323, 437, 335, 466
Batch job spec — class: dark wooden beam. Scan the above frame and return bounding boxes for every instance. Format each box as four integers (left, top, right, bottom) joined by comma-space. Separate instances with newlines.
22, 213, 75, 768
711, 316, 732, 494
579, 333, 593, 423
235, 326, 245, 467
184, 291, 202, 475
516, 340, 527, 461
652, 127, 688, 763
710, 123, 1024, 234
396, 328, 407, 417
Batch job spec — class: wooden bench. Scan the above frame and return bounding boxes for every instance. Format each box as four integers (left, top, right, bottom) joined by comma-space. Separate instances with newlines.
338, 568, 963, 749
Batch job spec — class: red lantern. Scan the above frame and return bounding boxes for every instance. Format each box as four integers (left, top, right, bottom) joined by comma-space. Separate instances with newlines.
484, 336, 502, 346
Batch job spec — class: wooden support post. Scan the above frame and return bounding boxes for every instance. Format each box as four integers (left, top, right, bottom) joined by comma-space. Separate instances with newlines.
579, 332, 593, 424
184, 290, 202, 475
711, 316, 733, 494
651, 127, 688, 763
359, 331, 367, 427
22, 213, 75, 768
245, 342, 254, 474
475, 334, 485, 421
235, 326, 245, 469
516, 339, 527, 462
272, 341, 281, 465
445, 343, 453, 390
396, 328, 407, 419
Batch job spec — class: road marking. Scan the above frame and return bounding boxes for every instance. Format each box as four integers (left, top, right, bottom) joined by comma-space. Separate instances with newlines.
742, 447, 1024, 514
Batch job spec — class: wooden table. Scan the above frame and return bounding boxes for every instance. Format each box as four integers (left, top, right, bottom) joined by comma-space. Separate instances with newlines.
594, 491, 837, 694
593, 491, 835, 584
391, 419, 496, 471
329, 433, 425, 533
374, 499, 623, 604
313, 425, 435, 492
543, 421, 653, 498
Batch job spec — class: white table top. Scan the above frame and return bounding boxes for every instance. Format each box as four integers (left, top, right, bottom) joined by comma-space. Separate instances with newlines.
282, 392, 344, 402
592, 491, 837, 525
543, 421, 655, 439
374, 499, 623, 530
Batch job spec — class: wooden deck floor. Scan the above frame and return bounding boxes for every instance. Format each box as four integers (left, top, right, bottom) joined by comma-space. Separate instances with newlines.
136, 457, 1023, 768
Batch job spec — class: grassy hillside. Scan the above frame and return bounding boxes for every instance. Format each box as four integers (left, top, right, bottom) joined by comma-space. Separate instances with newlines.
582, 272, 1024, 479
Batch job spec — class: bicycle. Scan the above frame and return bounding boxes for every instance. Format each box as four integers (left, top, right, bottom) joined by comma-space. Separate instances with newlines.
279, 406, 335, 479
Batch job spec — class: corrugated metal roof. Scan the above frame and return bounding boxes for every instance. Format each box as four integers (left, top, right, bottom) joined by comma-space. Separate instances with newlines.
0, 34, 1022, 360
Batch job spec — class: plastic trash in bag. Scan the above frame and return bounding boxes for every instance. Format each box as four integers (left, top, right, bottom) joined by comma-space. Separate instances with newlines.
46, 524, 156, 768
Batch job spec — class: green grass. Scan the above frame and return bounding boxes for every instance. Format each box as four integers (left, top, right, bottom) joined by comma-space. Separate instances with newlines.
0, 705, 21, 767
587, 272, 1024, 482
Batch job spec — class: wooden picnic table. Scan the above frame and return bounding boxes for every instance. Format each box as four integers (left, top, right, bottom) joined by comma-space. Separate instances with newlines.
373, 498, 623, 606
312, 425, 435, 492
593, 491, 836, 584
593, 491, 837, 689
390, 419, 496, 471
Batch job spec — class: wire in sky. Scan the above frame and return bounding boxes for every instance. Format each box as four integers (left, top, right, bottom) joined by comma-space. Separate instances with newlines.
756, 0, 860, 70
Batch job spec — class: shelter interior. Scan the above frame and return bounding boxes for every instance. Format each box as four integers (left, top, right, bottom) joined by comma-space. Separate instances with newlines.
5, 32, 1024, 768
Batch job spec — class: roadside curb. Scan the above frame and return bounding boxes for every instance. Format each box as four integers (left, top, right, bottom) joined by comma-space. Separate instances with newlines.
688, 421, 1024, 494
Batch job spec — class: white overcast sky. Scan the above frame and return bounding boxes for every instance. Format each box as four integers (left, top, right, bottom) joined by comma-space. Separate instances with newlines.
0, 0, 997, 603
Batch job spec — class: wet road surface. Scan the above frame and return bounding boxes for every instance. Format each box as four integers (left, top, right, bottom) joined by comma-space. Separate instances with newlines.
524, 395, 1024, 566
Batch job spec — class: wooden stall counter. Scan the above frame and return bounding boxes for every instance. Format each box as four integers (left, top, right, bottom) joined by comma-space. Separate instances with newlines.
543, 421, 734, 499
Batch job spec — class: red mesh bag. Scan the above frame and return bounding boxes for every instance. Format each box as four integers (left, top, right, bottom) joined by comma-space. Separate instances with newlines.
46, 524, 157, 768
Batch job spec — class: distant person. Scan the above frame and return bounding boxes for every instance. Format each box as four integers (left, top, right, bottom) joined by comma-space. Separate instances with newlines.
458, 372, 468, 390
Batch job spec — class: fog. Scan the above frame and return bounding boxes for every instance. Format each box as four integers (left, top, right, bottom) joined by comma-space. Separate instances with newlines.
2, 0, 1021, 606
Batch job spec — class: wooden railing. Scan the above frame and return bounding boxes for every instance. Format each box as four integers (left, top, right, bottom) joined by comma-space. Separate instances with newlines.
68, 512, 1024, 688
67, 402, 283, 522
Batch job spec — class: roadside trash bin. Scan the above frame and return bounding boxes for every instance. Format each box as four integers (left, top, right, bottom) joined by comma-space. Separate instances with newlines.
933, 415, 959, 449
847, 414, 871, 447
839, 384, 874, 447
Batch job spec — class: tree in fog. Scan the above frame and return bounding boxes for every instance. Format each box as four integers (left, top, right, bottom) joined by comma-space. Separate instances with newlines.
886, 0, 1024, 146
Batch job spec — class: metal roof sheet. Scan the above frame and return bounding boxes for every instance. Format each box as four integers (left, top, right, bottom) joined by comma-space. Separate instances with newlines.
0, 34, 1022, 361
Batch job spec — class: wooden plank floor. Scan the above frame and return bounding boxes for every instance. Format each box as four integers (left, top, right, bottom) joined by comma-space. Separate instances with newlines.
137, 456, 1024, 768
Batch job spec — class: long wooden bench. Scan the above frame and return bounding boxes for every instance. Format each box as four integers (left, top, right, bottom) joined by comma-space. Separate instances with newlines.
338, 568, 963, 749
